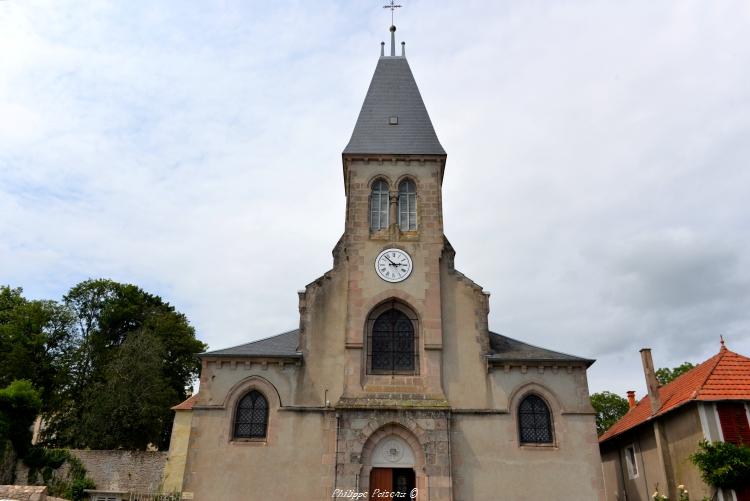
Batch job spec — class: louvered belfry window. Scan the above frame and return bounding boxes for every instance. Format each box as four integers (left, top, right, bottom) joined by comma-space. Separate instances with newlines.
370, 179, 390, 231
234, 390, 268, 439
519, 394, 553, 444
368, 306, 418, 374
398, 179, 417, 231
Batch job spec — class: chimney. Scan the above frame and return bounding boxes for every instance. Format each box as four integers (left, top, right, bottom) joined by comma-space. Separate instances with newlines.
640, 348, 662, 414
626, 391, 636, 409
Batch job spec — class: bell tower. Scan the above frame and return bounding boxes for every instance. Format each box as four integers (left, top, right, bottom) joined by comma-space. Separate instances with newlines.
338, 23, 449, 403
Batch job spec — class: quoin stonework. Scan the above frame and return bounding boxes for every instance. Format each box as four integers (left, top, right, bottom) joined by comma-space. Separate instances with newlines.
164, 23, 605, 501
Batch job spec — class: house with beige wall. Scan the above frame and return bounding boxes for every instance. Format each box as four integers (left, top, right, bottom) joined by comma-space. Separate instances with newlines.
164, 24, 604, 501
599, 343, 750, 501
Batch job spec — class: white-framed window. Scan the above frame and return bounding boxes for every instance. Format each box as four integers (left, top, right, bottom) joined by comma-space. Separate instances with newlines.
370, 179, 390, 231
624, 443, 639, 479
398, 179, 417, 231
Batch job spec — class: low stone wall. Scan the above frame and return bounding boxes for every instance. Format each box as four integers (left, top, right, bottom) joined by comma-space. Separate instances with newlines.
15, 450, 167, 494
0, 485, 47, 501
68, 450, 167, 492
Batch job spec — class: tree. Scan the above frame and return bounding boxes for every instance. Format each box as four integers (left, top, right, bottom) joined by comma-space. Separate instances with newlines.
0, 287, 76, 415
590, 391, 630, 436
80, 331, 178, 449
656, 362, 696, 385
44, 279, 206, 449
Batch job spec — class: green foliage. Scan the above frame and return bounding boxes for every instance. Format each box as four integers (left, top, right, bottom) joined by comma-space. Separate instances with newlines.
80, 331, 178, 449
690, 440, 750, 490
656, 362, 696, 385
0, 380, 42, 458
0, 286, 76, 415
590, 391, 630, 435
1, 281, 205, 451
23, 447, 95, 501
65, 455, 96, 501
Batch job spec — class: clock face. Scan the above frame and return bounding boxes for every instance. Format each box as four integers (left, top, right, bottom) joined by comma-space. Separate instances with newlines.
375, 248, 413, 283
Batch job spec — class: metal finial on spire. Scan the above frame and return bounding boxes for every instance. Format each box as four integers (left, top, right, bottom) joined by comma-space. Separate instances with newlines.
720, 334, 726, 350
383, 0, 402, 26
401, 41, 405, 57
381, 41, 385, 57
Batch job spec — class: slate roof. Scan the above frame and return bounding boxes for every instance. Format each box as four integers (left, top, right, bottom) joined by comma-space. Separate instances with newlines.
201, 329, 301, 358
487, 331, 595, 367
599, 344, 750, 443
343, 56, 445, 156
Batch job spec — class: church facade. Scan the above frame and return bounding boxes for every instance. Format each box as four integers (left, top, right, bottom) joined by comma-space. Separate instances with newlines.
166, 26, 604, 501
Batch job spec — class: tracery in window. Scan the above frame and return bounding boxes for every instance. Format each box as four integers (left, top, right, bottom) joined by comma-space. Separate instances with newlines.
367, 302, 418, 374
518, 394, 553, 444
234, 390, 268, 439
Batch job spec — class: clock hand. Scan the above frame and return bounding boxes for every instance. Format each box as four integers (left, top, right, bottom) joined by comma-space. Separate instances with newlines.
385, 256, 398, 266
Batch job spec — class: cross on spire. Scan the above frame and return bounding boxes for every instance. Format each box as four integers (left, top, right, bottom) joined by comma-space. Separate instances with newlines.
383, 0, 402, 26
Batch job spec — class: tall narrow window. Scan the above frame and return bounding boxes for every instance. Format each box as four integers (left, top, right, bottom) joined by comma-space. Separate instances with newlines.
368, 305, 418, 374
398, 179, 417, 231
518, 394, 553, 444
234, 390, 268, 439
624, 444, 639, 479
370, 179, 389, 231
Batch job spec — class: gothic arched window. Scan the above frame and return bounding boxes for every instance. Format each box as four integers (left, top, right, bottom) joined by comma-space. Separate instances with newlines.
368, 304, 418, 374
370, 179, 390, 231
518, 394, 553, 444
398, 179, 417, 231
234, 390, 268, 439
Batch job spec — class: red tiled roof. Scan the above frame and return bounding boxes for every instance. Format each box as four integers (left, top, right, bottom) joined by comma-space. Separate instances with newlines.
172, 393, 199, 411
600, 345, 750, 443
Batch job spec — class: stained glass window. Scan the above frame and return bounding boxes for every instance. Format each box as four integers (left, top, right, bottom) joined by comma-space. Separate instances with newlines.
518, 394, 553, 444
234, 390, 268, 439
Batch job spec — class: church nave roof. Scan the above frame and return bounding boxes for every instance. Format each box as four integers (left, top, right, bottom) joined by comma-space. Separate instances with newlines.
487, 331, 595, 367
201, 329, 301, 358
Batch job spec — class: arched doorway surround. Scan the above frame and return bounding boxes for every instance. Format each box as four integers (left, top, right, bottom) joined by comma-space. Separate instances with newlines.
359, 424, 427, 501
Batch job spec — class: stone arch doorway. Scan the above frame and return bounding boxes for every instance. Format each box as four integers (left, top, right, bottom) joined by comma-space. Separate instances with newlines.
360, 424, 426, 501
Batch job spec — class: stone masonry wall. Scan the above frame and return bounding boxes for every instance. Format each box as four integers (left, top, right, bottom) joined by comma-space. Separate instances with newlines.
70, 450, 167, 492
0, 485, 47, 501
15, 450, 167, 494
336, 409, 451, 501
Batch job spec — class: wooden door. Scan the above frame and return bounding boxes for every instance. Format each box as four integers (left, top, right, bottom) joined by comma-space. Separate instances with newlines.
370, 468, 392, 500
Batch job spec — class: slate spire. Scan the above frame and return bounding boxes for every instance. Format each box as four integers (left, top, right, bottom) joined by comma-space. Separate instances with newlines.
343, 26, 445, 156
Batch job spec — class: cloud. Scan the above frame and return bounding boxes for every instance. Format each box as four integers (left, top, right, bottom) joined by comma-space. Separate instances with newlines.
1, 0, 749, 399
605, 229, 749, 311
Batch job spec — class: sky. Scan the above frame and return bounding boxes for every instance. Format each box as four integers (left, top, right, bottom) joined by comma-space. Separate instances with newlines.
1, 0, 749, 398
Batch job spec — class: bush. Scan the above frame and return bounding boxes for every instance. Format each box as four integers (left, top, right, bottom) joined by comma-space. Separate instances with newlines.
23, 447, 96, 501
690, 440, 750, 490
0, 380, 42, 458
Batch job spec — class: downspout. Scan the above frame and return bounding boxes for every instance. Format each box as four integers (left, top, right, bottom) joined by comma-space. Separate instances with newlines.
446, 412, 454, 501
334, 411, 340, 499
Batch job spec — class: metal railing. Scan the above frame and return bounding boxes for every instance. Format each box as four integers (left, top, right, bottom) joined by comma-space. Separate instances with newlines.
128, 493, 181, 501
